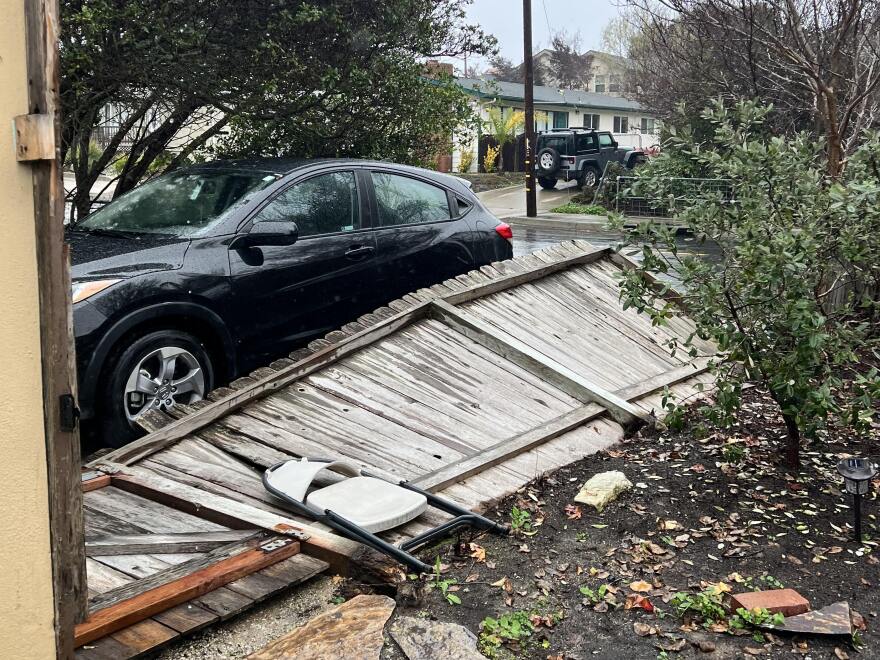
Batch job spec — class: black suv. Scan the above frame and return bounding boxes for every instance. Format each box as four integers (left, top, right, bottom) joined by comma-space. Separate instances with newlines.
67, 158, 513, 445
534, 129, 645, 190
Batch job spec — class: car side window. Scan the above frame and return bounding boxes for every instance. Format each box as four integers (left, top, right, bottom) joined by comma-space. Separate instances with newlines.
575, 134, 597, 152
372, 172, 451, 227
252, 171, 358, 237
598, 133, 615, 148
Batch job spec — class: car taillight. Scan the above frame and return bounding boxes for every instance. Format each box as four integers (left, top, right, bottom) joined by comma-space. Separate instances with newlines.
565, 156, 575, 164
495, 222, 513, 241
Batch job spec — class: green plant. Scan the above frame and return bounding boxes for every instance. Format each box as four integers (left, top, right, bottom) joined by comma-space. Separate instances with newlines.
483, 144, 500, 173
509, 506, 532, 533
427, 556, 461, 605
484, 107, 524, 172
549, 202, 608, 215
728, 606, 784, 629
610, 100, 880, 468
578, 583, 609, 604
458, 149, 474, 173
479, 610, 535, 657
722, 442, 745, 463
669, 589, 726, 624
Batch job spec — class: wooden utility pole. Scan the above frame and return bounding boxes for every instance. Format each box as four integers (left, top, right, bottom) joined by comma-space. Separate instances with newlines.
20, 0, 88, 654
523, 0, 537, 217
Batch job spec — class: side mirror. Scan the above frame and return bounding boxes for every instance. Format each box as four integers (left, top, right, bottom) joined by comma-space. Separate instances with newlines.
231, 220, 299, 249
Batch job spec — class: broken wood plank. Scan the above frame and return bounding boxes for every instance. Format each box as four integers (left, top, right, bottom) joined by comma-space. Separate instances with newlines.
82, 471, 112, 492
85, 530, 259, 557
75, 536, 301, 646
98, 465, 362, 574
413, 359, 713, 492
429, 299, 652, 432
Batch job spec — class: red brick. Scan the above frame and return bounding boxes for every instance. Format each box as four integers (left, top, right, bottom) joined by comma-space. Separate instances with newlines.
730, 589, 810, 617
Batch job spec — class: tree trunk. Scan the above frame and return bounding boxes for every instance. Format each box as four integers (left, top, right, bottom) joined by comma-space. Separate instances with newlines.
781, 412, 801, 469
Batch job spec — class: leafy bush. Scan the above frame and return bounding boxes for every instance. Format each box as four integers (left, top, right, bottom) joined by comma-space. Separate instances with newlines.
609, 100, 880, 468
479, 611, 535, 657
550, 202, 608, 215
484, 144, 500, 173
458, 149, 474, 173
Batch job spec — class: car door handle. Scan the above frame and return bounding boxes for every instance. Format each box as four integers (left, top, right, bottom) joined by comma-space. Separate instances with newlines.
345, 245, 375, 260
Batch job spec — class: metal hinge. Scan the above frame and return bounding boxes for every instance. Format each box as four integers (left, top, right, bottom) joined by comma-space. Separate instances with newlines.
59, 393, 80, 432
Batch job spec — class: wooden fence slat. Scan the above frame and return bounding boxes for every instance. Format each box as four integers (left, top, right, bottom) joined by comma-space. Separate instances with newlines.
429, 299, 652, 432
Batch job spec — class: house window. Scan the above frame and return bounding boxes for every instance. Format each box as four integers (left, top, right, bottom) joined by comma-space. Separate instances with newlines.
582, 114, 600, 129
613, 116, 629, 133
594, 75, 606, 94
609, 74, 621, 93
553, 111, 569, 129
640, 117, 656, 134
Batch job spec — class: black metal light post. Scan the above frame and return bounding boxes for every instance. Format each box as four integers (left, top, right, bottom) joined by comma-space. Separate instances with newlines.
837, 458, 877, 543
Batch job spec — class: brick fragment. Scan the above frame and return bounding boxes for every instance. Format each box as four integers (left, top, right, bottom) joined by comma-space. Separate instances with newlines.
730, 589, 810, 617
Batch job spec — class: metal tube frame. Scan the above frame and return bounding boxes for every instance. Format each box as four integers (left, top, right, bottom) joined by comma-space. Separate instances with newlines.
262, 464, 508, 574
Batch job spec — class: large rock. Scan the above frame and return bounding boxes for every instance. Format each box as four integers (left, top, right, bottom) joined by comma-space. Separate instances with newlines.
574, 470, 633, 512
247, 594, 394, 660
390, 616, 483, 660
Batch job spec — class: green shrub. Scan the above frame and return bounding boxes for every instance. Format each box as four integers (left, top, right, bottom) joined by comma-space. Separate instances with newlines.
610, 100, 880, 468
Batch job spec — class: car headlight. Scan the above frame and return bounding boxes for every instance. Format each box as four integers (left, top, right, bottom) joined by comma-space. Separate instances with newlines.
72, 279, 122, 303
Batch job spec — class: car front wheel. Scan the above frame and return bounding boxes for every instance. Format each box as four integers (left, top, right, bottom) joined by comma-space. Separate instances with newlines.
101, 330, 214, 447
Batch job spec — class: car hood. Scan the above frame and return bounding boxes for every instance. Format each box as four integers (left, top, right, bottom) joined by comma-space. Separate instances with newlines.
67, 229, 190, 280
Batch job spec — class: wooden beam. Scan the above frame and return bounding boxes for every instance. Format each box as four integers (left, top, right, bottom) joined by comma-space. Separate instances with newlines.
411, 358, 712, 492
100, 465, 362, 575
13, 113, 54, 161
91, 245, 610, 469
82, 472, 111, 493
76, 536, 300, 646
85, 530, 259, 557
429, 299, 652, 432
23, 0, 87, 652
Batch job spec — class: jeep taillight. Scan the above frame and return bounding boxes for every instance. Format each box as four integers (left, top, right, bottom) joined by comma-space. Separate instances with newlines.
565, 156, 575, 164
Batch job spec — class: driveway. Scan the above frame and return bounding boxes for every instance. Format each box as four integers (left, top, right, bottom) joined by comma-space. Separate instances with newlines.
477, 180, 581, 218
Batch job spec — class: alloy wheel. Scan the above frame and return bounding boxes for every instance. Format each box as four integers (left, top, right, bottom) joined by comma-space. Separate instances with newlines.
123, 346, 206, 422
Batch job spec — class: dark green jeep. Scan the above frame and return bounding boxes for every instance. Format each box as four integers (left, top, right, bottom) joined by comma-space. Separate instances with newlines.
534, 129, 646, 190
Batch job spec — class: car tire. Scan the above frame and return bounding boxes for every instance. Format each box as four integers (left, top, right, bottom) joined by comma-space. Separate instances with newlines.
582, 165, 601, 188
538, 177, 557, 190
536, 147, 560, 175
100, 330, 214, 448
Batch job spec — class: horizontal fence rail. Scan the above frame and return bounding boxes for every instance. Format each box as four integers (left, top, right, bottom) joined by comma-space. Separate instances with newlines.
614, 176, 734, 218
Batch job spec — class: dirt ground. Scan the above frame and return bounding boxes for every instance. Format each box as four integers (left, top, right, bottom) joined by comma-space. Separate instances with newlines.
371, 387, 880, 660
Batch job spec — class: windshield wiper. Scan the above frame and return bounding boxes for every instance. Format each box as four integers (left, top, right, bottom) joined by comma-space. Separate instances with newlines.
72, 226, 141, 239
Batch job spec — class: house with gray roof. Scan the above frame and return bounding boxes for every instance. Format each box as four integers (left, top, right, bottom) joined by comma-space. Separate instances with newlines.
453, 77, 659, 173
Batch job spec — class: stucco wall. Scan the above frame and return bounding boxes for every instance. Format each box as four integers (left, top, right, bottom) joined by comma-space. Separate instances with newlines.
0, 1, 59, 657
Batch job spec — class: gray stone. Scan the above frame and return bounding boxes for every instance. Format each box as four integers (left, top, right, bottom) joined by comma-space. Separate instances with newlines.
574, 470, 633, 512
390, 616, 483, 660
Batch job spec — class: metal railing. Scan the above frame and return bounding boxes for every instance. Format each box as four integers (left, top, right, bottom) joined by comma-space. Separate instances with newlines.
614, 176, 734, 218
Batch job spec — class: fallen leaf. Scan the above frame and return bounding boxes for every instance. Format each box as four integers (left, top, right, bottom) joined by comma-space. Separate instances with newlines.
468, 543, 486, 563
834, 648, 849, 660
629, 580, 653, 593
633, 622, 656, 637
655, 638, 687, 652
624, 594, 654, 612
565, 504, 582, 520
659, 519, 683, 531
707, 581, 731, 595
490, 576, 513, 593
743, 647, 764, 656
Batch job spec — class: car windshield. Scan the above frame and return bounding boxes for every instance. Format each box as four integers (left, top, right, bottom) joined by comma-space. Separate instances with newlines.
75, 169, 278, 237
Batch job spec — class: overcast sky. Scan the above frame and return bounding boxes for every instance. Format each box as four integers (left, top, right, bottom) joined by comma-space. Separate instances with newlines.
452, 0, 623, 74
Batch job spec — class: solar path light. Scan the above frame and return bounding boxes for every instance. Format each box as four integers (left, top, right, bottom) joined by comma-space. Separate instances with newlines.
836, 458, 877, 543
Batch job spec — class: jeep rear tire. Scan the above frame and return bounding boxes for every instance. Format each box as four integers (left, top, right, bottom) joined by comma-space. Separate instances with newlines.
536, 147, 560, 175
538, 177, 557, 190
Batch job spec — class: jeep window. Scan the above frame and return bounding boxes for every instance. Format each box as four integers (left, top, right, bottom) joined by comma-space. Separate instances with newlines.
575, 134, 597, 152
598, 133, 615, 148
541, 135, 569, 153
613, 116, 629, 133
